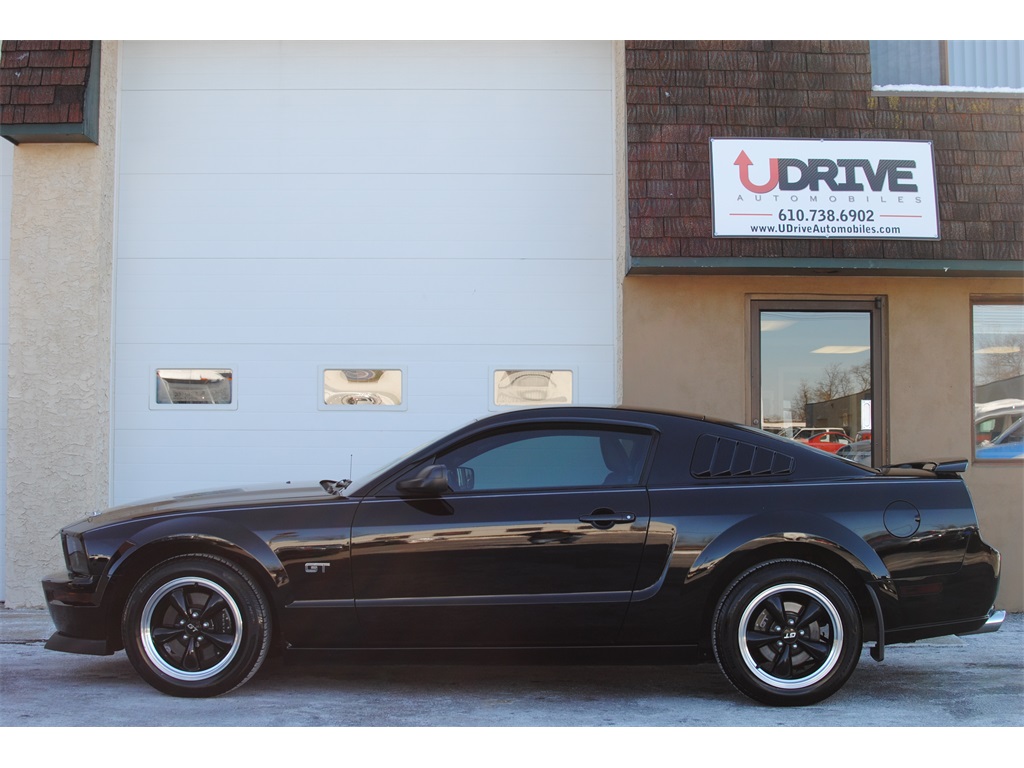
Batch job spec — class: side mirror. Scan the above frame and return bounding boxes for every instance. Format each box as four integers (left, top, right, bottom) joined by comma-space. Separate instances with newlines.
396, 465, 450, 495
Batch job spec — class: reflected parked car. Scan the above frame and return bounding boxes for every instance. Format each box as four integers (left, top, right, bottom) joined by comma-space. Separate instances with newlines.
977, 418, 1023, 459
791, 427, 848, 441
802, 431, 853, 453
42, 407, 1002, 706
975, 399, 1023, 444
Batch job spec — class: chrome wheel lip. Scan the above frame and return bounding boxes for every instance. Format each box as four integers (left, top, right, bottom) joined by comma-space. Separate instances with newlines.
738, 582, 844, 691
140, 576, 243, 682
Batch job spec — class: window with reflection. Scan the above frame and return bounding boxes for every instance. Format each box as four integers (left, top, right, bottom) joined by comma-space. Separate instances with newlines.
323, 368, 403, 407
436, 428, 652, 492
155, 369, 233, 405
493, 369, 573, 407
753, 301, 883, 466
973, 303, 1024, 461
870, 41, 1024, 89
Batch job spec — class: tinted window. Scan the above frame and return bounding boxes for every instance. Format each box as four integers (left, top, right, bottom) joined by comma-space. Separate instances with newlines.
438, 427, 652, 492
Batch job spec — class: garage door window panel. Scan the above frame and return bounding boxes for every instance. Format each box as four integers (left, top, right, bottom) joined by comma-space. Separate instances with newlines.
153, 369, 235, 409
492, 369, 574, 408
321, 368, 405, 410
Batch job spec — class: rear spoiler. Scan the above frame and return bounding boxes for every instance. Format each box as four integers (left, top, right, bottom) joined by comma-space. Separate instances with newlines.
880, 458, 969, 477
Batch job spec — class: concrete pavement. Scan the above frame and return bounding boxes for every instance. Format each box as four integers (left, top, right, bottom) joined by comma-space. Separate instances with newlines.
2, 608, 1022, 728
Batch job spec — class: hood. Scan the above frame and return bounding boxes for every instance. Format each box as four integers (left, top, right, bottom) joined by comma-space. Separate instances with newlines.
79, 482, 340, 527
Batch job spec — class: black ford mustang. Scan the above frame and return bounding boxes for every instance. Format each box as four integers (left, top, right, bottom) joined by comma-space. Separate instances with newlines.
43, 407, 1003, 706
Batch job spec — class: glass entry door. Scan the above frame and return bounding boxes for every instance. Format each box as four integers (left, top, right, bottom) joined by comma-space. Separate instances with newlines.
752, 300, 885, 466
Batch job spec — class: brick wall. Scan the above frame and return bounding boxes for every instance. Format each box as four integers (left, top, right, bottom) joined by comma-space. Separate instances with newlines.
626, 41, 1024, 265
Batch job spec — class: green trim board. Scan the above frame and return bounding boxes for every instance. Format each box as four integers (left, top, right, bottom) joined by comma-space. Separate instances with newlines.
628, 256, 1024, 277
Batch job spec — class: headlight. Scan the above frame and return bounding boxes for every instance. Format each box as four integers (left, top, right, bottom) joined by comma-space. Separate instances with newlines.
63, 533, 91, 577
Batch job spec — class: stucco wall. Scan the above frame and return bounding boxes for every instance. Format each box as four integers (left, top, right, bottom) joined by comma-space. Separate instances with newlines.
623, 273, 1024, 611
1, 111, 11, 602
4, 42, 118, 608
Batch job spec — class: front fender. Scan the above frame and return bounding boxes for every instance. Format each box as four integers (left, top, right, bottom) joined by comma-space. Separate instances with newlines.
105, 515, 289, 595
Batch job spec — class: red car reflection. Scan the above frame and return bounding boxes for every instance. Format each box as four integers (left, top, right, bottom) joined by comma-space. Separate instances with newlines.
802, 431, 852, 453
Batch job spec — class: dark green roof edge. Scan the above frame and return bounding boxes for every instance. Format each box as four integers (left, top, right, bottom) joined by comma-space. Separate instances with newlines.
1, 124, 95, 145
627, 256, 1024, 278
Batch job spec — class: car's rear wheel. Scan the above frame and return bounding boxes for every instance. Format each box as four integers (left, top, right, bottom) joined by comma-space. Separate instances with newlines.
712, 560, 861, 706
122, 554, 271, 697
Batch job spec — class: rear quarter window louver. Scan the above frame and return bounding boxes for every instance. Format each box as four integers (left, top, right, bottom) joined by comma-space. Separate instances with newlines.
691, 434, 795, 478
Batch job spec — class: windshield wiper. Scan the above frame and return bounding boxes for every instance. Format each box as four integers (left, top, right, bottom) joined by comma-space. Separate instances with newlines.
319, 479, 352, 496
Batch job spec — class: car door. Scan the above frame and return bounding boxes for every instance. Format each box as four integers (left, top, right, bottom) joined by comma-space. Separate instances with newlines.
350, 423, 655, 647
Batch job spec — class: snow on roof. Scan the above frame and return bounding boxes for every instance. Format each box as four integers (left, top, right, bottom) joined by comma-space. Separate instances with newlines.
874, 84, 1024, 94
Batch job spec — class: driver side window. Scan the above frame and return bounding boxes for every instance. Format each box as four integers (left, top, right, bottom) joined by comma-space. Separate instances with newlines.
438, 427, 652, 492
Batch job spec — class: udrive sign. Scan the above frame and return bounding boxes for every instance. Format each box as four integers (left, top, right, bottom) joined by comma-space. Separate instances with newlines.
710, 138, 940, 239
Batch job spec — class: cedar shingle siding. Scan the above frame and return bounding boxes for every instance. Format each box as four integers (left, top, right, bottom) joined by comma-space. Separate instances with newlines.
0, 40, 98, 143
626, 40, 1024, 266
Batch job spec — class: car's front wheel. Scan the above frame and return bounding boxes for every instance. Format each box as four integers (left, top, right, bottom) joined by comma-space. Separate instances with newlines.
712, 560, 862, 706
122, 554, 271, 697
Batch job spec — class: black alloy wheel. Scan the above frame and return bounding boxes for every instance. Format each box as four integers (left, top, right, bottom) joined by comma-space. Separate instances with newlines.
122, 554, 271, 697
712, 559, 862, 706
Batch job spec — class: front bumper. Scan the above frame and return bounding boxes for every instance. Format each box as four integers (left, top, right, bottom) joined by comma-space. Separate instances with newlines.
41, 572, 118, 656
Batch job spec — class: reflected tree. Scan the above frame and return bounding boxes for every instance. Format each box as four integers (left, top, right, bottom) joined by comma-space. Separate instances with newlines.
794, 361, 871, 418
976, 334, 1024, 387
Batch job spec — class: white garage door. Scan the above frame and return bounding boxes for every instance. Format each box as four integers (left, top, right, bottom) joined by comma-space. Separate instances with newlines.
113, 41, 618, 503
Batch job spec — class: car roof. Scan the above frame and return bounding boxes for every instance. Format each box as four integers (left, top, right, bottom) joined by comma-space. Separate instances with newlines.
975, 399, 1024, 418
469, 405, 717, 431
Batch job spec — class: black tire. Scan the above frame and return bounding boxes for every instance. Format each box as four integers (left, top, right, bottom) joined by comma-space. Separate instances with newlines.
122, 554, 272, 697
712, 560, 862, 706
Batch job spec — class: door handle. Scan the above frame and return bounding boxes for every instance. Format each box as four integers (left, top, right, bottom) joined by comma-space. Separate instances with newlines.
579, 509, 637, 529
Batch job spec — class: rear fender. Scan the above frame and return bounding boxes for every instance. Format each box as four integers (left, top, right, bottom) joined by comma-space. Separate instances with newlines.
682, 510, 894, 654
687, 509, 891, 585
